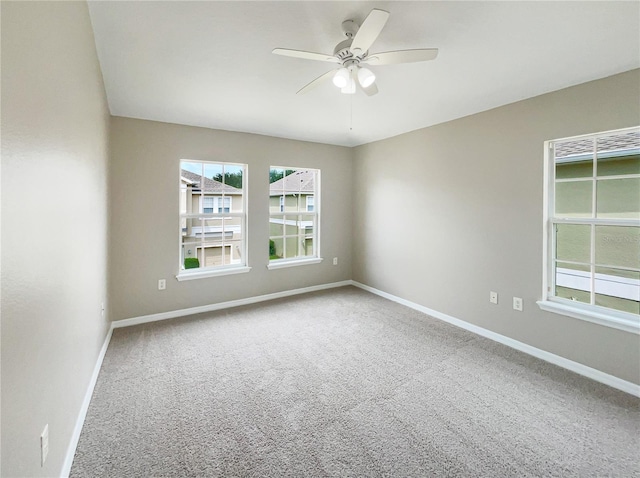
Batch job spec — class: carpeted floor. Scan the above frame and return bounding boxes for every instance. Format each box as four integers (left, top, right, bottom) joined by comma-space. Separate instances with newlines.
71, 286, 639, 477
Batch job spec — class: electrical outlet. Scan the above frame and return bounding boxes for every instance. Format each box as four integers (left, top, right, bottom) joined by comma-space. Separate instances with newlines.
333, 257, 338, 266
158, 279, 166, 291
513, 297, 523, 311
490, 291, 498, 304
41, 424, 49, 466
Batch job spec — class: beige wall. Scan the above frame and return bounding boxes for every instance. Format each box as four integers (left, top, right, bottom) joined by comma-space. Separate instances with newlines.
1, 2, 111, 477
353, 69, 640, 384
109, 117, 352, 321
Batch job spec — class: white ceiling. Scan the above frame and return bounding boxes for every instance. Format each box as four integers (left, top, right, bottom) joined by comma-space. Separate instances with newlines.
88, 1, 640, 147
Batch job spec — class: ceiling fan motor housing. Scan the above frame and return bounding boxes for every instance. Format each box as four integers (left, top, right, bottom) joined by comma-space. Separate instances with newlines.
341, 20, 359, 38
333, 39, 355, 61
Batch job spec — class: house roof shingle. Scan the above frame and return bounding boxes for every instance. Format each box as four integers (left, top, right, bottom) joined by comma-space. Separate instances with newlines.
555, 130, 640, 159
181, 169, 241, 193
269, 170, 315, 195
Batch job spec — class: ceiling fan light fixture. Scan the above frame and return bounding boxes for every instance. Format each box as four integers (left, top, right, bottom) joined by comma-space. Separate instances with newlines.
332, 68, 350, 88
357, 67, 376, 88
341, 78, 356, 94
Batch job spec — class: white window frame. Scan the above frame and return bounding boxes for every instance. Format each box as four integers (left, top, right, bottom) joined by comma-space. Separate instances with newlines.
268, 167, 322, 270
537, 126, 640, 334
177, 160, 250, 280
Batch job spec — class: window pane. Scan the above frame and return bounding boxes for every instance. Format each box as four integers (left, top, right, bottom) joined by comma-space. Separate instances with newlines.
555, 262, 591, 304
270, 168, 284, 187
202, 245, 232, 268
283, 169, 302, 194
555, 181, 592, 217
223, 216, 241, 240
284, 236, 299, 258
181, 161, 203, 177
597, 154, 640, 177
202, 163, 223, 193
269, 195, 282, 214
304, 237, 314, 256
596, 130, 640, 173
596, 178, 640, 219
284, 218, 298, 236
203, 196, 214, 213
300, 214, 315, 236
224, 164, 243, 189
284, 194, 297, 213
556, 224, 591, 263
183, 217, 202, 239
595, 226, 640, 269
202, 218, 224, 244
269, 216, 284, 236
181, 240, 200, 270
595, 267, 640, 315
556, 159, 593, 180
271, 237, 283, 259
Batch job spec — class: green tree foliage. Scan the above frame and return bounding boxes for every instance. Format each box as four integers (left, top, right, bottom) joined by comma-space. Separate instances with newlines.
213, 172, 243, 189
184, 257, 200, 269
269, 169, 296, 184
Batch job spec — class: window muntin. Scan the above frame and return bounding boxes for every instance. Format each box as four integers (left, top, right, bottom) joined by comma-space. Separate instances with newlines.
545, 127, 640, 327
179, 160, 246, 275
269, 167, 319, 263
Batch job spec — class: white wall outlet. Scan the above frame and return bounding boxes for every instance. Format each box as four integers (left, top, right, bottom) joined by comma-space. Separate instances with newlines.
158, 279, 166, 291
513, 297, 523, 311
490, 291, 498, 304
40, 424, 49, 466
333, 257, 338, 265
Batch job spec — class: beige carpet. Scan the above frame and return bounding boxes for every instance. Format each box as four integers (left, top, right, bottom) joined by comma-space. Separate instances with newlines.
71, 286, 639, 477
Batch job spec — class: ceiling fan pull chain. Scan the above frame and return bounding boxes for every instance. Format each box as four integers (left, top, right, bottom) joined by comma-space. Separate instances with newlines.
350, 93, 353, 131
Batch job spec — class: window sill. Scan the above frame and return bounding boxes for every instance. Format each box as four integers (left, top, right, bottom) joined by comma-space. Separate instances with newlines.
267, 257, 323, 270
176, 266, 251, 281
537, 299, 639, 334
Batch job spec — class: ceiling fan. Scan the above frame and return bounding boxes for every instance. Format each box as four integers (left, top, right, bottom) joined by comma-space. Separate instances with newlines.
272, 9, 438, 96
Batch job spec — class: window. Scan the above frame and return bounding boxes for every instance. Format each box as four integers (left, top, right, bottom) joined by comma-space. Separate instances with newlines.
202, 196, 231, 213
539, 127, 640, 333
178, 160, 249, 279
268, 167, 321, 268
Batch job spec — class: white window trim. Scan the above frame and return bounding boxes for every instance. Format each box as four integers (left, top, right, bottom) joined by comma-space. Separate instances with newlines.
177, 266, 251, 281
178, 160, 248, 280
539, 126, 640, 334
267, 257, 323, 270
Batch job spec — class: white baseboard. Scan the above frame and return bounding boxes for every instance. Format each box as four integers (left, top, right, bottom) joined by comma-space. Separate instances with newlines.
113, 280, 353, 329
61, 325, 114, 477
351, 281, 640, 398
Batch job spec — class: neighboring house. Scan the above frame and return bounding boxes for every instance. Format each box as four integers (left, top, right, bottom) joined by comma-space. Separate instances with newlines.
269, 169, 317, 258
553, 132, 640, 315
180, 169, 243, 268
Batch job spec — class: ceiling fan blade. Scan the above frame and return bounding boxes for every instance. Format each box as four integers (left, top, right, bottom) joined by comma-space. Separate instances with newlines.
296, 69, 339, 95
362, 82, 378, 96
362, 49, 439, 65
350, 9, 390, 56
272, 48, 339, 63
